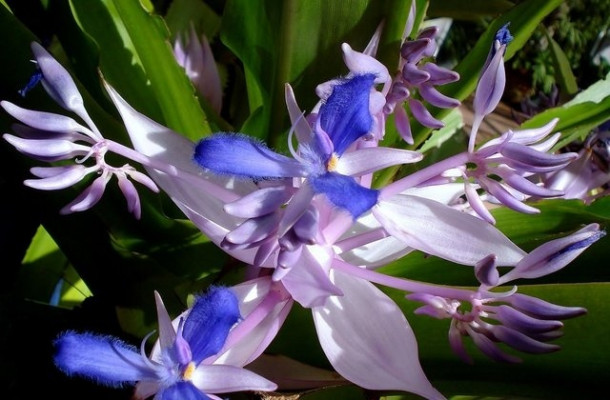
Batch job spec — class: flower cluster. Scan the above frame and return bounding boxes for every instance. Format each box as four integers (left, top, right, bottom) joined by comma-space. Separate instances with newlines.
2, 13, 605, 400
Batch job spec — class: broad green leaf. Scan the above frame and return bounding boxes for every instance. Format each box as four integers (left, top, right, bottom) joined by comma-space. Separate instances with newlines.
428, 0, 514, 20
221, 0, 412, 147
546, 31, 578, 96
68, 0, 210, 140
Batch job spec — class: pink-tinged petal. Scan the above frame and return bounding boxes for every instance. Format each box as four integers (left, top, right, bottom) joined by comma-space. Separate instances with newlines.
421, 63, 460, 85
154, 291, 176, 351
281, 246, 342, 308
364, 21, 384, 56
60, 175, 108, 214
196, 33, 223, 114
337, 147, 422, 176
1, 101, 92, 135
400, 39, 430, 63
341, 43, 390, 84
248, 354, 347, 390
25, 165, 88, 190
134, 381, 160, 400
402, 63, 430, 85
125, 169, 160, 193
30, 42, 98, 133
480, 177, 540, 214
449, 320, 472, 364
474, 254, 499, 286
117, 175, 141, 219
419, 84, 460, 109
336, 211, 412, 267
464, 179, 496, 224
176, 199, 259, 265
285, 84, 313, 143
278, 184, 315, 238
312, 270, 444, 399
508, 118, 559, 145
408, 98, 444, 129
3, 134, 89, 161
373, 195, 526, 266
191, 364, 277, 393
394, 104, 413, 144
224, 186, 291, 218
214, 278, 293, 366
500, 223, 604, 283
473, 46, 505, 119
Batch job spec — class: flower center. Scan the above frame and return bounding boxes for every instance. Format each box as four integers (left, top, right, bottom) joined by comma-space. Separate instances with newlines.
326, 153, 339, 171
182, 362, 196, 381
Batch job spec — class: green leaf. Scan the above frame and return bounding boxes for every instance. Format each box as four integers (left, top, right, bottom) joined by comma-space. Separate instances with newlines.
68, 0, 210, 140
221, 0, 412, 147
546, 31, 578, 96
428, 0, 515, 20
164, 0, 221, 40
520, 71, 610, 149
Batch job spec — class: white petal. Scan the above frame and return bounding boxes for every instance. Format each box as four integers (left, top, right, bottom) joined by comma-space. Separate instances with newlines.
336, 147, 422, 176
191, 364, 277, 393
215, 278, 293, 367
373, 195, 525, 266
312, 270, 444, 399
281, 245, 342, 308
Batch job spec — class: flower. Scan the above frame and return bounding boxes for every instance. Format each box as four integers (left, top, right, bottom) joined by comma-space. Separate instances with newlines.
407, 224, 604, 363
2, 42, 159, 218
54, 288, 277, 399
174, 25, 223, 114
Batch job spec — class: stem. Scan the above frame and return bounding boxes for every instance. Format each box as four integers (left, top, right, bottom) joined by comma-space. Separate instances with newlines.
332, 258, 476, 301
380, 151, 469, 199
333, 226, 389, 254
106, 140, 240, 202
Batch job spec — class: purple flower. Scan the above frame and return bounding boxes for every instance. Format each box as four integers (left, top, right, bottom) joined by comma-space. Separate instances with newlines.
194, 74, 381, 219
469, 23, 513, 152
54, 288, 276, 399
407, 223, 603, 363
174, 25, 223, 114
2, 42, 159, 218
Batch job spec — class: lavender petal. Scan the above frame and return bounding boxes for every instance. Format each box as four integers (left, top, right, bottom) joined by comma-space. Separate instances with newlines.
25, 165, 88, 190
408, 98, 444, 129
60, 176, 108, 214
419, 84, 460, 109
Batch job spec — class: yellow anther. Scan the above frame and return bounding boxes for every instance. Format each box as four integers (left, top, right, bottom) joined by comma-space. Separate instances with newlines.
182, 362, 196, 381
327, 153, 339, 171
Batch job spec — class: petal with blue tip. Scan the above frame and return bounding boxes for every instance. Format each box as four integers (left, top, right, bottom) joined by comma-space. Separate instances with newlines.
182, 287, 241, 364
53, 332, 156, 387
309, 172, 378, 218
319, 74, 374, 156
194, 134, 307, 179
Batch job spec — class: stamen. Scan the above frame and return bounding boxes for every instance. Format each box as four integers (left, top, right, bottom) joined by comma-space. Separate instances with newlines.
326, 153, 339, 171
140, 330, 160, 369
287, 112, 307, 164
182, 362, 196, 381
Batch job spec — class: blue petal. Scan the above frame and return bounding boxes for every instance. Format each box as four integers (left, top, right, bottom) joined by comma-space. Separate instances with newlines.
495, 23, 513, 46
160, 382, 211, 400
319, 74, 374, 156
54, 331, 157, 387
309, 172, 379, 218
194, 133, 307, 179
182, 287, 241, 364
